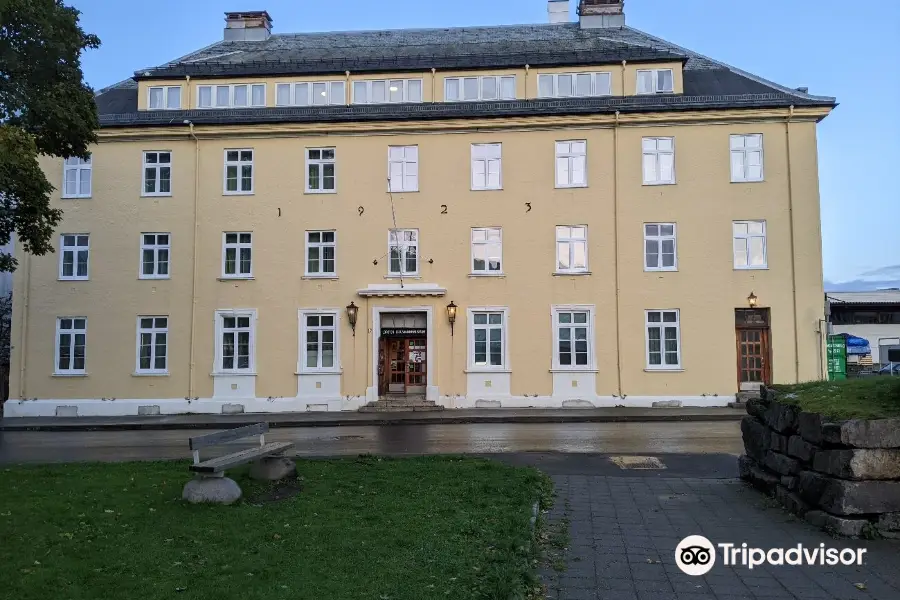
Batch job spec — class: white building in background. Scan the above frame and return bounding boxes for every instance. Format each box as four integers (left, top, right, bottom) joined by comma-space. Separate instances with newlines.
828, 291, 900, 365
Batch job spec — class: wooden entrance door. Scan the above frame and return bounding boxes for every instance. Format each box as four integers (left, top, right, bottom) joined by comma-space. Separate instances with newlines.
381, 338, 427, 395
736, 327, 771, 386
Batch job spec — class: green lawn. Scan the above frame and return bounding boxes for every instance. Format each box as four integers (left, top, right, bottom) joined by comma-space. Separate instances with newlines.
0, 457, 549, 600
772, 377, 900, 420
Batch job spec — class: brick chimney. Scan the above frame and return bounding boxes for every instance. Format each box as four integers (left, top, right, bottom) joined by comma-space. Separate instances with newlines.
224, 11, 273, 42
578, 0, 625, 28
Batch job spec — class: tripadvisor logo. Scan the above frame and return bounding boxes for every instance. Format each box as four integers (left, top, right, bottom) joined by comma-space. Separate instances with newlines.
675, 536, 868, 576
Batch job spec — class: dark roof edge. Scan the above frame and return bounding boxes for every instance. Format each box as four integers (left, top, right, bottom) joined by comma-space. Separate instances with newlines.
98, 94, 836, 129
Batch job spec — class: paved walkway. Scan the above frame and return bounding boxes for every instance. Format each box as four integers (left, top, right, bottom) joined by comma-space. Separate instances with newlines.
0, 407, 744, 431
539, 468, 900, 600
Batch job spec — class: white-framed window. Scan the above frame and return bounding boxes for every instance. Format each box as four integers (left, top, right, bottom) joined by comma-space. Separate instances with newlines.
197, 84, 266, 108
140, 233, 170, 279
636, 69, 674, 94
276, 81, 346, 106
537, 72, 612, 98
642, 137, 675, 185
471, 227, 502, 274
59, 234, 89, 280
299, 310, 339, 372
306, 148, 336, 193
645, 309, 681, 369
444, 76, 516, 101
55, 317, 86, 375
733, 221, 767, 269
223, 149, 253, 194
214, 310, 256, 374
148, 86, 181, 110
388, 229, 418, 276
136, 316, 168, 374
552, 306, 595, 370
471, 143, 502, 190
556, 226, 588, 273
730, 134, 764, 182
352, 79, 423, 104
222, 232, 253, 278
468, 308, 509, 370
555, 140, 587, 188
388, 146, 418, 192
62, 156, 92, 198
643, 223, 677, 271
305, 230, 336, 277
142, 151, 172, 196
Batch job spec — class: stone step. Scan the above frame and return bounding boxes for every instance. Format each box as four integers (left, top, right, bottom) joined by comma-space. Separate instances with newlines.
359, 405, 445, 413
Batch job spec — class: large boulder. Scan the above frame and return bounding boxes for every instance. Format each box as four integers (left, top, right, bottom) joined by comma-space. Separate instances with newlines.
821, 419, 900, 449
182, 476, 242, 505
765, 451, 801, 476
771, 432, 789, 454
797, 470, 900, 515
805, 511, 868, 537
741, 416, 770, 462
812, 449, 900, 481
775, 485, 810, 515
746, 397, 768, 419
764, 401, 799, 434
250, 456, 297, 481
787, 435, 818, 464
876, 513, 900, 532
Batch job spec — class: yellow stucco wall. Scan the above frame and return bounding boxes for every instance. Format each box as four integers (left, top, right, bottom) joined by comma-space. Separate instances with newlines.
9, 107, 828, 408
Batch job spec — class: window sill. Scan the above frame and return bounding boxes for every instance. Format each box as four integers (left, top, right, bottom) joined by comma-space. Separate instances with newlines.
734, 267, 769, 271
52, 372, 88, 377
302, 275, 339, 280
61, 196, 92, 200
644, 368, 684, 373
644, 269, 678, 273
139, 276, 171, 281
731, 179, 765, 184
465, 368, 511, 374
132, 372, 169, 377
553, 271, 592, 277
470, 188, 503, 192
58, 278, 89, 282
295, 370, 342, 376
468, 273, 505, 278
555, 184, 588, 190
210, 372, 257, 377
218, 276, 255, 281
387, 190, 419, 194
642, 181, 676, 186
550, 368, 599, 373
141, 193, 173, 198
384, 275, 421, 280
304, 190, 337, 195
222, 191, 254, 196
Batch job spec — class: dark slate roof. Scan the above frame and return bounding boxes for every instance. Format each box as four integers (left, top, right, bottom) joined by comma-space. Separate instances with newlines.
96, 22, 835, 127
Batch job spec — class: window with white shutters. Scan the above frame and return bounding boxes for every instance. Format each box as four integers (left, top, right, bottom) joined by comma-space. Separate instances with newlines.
555, 140, 587, 187
388, 146, 418, 192
642, 137, 675, 185
730, 134, 764, 182
471, 143, 502, 190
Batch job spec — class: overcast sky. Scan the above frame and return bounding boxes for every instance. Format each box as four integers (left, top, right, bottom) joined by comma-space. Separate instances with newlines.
70, 0, 900, 284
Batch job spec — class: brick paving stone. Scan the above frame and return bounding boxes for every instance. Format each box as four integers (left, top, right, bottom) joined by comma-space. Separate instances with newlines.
539, 474, 900, 600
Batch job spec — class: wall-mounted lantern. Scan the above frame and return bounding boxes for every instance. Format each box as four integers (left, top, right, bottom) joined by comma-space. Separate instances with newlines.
346, 301, 359, 336
747, 291, 758, 308
446, 301, 458, 336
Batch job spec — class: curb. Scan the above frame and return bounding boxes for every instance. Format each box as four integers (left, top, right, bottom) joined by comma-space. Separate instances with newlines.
0, 411, 744, 432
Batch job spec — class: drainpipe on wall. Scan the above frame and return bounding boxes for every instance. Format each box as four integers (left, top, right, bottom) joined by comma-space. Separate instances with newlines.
613, 110, 623, 397
786, 105, 801, 383
524, 64, 530, 99
345, 71, 351, 105
621, 60, 627, 96
185, 75, 191, 109
430, 68, 436, 103
187, 121, 200, 398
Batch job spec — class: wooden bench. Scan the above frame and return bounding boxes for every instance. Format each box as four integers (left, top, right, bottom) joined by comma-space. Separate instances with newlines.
188, 423, 293, 476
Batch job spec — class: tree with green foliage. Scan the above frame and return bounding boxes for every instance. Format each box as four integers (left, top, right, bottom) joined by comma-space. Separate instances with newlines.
0, 0, 100, 271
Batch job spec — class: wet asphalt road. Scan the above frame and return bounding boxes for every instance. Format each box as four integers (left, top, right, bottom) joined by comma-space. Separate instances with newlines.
0, 421, 742, 464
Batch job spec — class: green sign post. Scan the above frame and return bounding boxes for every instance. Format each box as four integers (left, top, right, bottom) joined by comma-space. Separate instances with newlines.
827, 335, 847, 381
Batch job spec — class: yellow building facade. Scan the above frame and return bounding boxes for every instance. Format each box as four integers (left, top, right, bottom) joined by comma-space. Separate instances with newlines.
6, 1, 835, 417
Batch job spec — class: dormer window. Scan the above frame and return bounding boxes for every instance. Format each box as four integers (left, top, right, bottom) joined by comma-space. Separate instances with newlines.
197, 84, 266, 108
148, 86, 181, 110
636, 69, 674, 94
537, 72, 611, 98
